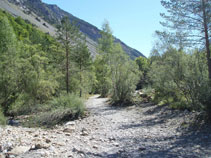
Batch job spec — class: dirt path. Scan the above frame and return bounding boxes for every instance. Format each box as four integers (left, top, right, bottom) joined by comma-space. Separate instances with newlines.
1, 95, 211, 158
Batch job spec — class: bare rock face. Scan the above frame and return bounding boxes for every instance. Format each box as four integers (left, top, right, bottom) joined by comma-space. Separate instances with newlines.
5, 0, 145, 59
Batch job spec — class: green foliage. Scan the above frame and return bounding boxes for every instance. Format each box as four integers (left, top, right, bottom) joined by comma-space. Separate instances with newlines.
110, 44, 139, 103
95, 22, 139, 103
135, 56, 150, 89
71, 37, 93, 97
0, 109, 6, 125
135, 57, 149, 72
8, 93, 50, 116
0, 15, 18, 114
30, 109, 79, 128
149, 47, 211, 115
49, 94, 85, 113
57, 17, 88, 94
94, 55, 112, 97
94, 21, 114, 97
0, 11, 63, 116
27, 94, 85, 127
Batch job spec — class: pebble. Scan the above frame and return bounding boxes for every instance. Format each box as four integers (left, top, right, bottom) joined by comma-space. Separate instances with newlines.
63, 127, 75, 133
0, 95, 210, 158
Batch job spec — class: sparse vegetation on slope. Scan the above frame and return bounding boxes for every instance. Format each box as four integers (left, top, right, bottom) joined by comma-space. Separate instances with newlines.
0, 10, 89, 126
5, 0, 145, 59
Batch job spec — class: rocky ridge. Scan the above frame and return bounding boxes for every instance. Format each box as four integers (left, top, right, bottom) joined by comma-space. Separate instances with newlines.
2, 0, 145, 59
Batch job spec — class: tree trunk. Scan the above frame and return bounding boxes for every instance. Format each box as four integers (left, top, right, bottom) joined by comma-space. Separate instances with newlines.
66, 29, 69, 93
202, 0, 211, 80
66, 45, 69, 93
79, 64, 82, 97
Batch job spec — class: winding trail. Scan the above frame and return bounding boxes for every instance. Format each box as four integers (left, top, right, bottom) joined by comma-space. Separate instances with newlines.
1, 95, 211, 158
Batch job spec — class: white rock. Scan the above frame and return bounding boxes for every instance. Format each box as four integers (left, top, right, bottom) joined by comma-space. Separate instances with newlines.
9, 146, 31, 155
65, 121, 75, 126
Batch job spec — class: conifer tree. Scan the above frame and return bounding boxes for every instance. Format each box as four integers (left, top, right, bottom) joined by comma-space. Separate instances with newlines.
72, 36, 92, 97
57, 17, 80, 93
159, 0, 211, 79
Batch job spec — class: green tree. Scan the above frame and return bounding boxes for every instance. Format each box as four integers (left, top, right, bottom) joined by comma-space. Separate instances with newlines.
57, 17, 80, 93
0, 16, 18, 114
159, 0, 211, 79
110, 44, 139, 103
149, 47, 211, 112
95, 20, 114, 97
95, 21, 139, 103
135, 56, 150, 89
72, 36, 92, 97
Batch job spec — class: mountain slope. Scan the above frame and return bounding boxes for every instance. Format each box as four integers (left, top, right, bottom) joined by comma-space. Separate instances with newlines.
1, 0, 145, 59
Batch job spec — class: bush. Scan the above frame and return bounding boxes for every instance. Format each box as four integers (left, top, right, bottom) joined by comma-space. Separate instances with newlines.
9, 93, 52, 116
111, 60, 139, 103
24, 94, 85, 127
0, 109, 6, 125
49, 94, 85, 112
28, 108, 80, 127
110, 44, 140, 104
149, 47, 211, 114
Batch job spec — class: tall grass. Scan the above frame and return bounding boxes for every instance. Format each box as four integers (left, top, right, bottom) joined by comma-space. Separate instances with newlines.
24, 94, 85, 127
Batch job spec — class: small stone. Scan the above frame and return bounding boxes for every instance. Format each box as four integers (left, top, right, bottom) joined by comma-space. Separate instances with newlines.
99, 138, 104, 142
81, 128, 89, 136
109, 137, 116, 141
63, 127, 75, 133
31, 143, 49, 150
53, 142, 65, 147
65, 133, 71, 136
138, 147, 146, 151
65, 121, 75, 126
56, 131, 62, 134
93, 145, 98, 149
45, 138, 51, 143
72, 147, 79, 152
113, 142, 119, 147
26, 130, 33, 134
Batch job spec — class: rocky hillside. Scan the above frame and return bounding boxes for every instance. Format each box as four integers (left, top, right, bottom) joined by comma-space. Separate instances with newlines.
1, 0, 145, 59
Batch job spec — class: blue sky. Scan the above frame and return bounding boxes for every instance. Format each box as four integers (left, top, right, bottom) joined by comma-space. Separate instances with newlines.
42, 0, 165, 57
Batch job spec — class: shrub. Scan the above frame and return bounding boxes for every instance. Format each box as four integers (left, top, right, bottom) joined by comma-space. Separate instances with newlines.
110, 44, 140, 104
29, 108, 79, 127
0, 108, 6, 125
49, 94, 85, 113
8, 93, 52, 116
149, 47, 211, 114
24, 94, 85, 127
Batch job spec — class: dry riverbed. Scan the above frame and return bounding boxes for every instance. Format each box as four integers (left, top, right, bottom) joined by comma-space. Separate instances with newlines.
0, 95, 211, 158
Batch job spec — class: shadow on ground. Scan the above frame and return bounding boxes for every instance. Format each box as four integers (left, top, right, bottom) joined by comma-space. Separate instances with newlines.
87, 102, 211, 158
